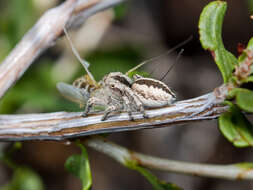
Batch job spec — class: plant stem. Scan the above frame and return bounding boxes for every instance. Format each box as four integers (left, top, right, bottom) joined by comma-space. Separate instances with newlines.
85, 136, 253, 180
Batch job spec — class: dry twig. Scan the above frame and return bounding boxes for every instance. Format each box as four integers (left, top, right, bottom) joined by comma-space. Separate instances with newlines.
0, 92, 227, 141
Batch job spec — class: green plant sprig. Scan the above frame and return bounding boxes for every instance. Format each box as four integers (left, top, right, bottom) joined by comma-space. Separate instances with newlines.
199, 1, 253, 148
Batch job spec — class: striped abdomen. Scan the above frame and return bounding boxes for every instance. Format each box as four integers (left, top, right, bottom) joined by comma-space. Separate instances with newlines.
131, 77, 176, 108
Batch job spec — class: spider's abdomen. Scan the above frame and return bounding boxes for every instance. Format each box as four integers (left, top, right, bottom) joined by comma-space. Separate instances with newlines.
131, 78, 176, 108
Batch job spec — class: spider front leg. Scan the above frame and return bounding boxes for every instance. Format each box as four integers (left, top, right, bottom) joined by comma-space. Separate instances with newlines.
82, 97, 101, 117
101, 104, 122, 121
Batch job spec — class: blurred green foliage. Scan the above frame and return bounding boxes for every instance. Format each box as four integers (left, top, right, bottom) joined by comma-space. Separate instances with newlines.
0, 142, 22, 170
0, 167, 44, 190
248, 0, 253, 13
0, 142, 43, 190
85, 46, 142, 80
113, 3, 128, 20
0, 0, 37, 60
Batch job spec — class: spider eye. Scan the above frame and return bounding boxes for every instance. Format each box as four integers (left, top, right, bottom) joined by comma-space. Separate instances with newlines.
111, 84, 115, 88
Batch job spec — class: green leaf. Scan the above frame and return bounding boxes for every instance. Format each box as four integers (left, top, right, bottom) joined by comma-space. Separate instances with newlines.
219, 102, 253, 147
227, 88, 253, 113
199, 1, 237, 83
65, 143, 92, 190
126, 162, 181, 190
86, 46, 141, 81
0, 167, 44, 190
238, 37, 253, 63
236, 89, 253, 113
227, 88, 246, 99
246, 37, 253, 51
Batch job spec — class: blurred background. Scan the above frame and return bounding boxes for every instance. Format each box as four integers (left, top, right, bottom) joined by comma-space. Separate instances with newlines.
0, 0, 253, 189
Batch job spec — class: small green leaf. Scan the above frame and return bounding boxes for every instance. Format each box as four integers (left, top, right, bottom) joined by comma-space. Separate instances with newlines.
126, 162, 181, 190
227, 88, 253, 113
199, 1, 237, 83
236, 89, 253, 113
219, 102, 253, 147
65, 143, 92, 190
0, 167, 44, 190
246, 37, 253, 51
238, 37, 253, 64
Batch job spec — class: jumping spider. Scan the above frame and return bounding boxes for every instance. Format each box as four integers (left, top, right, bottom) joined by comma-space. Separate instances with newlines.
57, 27, 177, 121
57, 67, 176, 120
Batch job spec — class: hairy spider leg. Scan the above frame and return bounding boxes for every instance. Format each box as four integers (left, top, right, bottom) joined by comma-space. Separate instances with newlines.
101, 104, 122, 121
121, 86, 148, 119
82, 97, 102, 117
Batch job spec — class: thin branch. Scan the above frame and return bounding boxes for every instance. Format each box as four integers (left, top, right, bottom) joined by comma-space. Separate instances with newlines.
0, 0, 125, 99
0, 91, 227, 141
67, 0, 126, 29
85, 136, 253, 180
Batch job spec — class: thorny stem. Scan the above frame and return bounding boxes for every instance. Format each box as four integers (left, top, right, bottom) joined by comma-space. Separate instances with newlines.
85, 136, 253, 180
